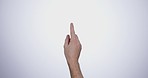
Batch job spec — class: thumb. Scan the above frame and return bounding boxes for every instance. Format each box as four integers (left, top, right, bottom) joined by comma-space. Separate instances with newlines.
64, 35, 70, 47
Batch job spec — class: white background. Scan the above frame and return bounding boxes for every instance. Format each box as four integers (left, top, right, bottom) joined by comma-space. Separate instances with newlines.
0, 0, 148, 78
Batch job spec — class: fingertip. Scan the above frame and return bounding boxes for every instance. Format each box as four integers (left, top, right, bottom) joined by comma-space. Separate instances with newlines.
70, 23, 74, 31
70, 22, 73, 26
67, 34, 70, 39
65, 35, 69, 40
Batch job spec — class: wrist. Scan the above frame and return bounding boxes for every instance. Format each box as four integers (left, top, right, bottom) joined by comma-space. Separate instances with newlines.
67, 59, 78, 65
67, 60, 83, 78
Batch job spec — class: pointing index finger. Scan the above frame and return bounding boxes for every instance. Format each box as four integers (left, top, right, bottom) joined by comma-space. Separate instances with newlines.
70, 23, 75, 38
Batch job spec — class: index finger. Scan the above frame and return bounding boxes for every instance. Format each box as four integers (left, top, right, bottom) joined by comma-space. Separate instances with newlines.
70, 23, 75, 38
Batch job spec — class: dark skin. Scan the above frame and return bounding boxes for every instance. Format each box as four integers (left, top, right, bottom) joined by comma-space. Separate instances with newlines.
64, 23, 83, 78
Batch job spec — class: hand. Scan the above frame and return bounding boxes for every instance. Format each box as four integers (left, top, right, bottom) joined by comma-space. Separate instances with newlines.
64, 23, 82, 63
64, 23, 83, 78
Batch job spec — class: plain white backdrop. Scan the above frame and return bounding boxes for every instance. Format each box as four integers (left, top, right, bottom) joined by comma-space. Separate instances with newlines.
0, 0, 148, 78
